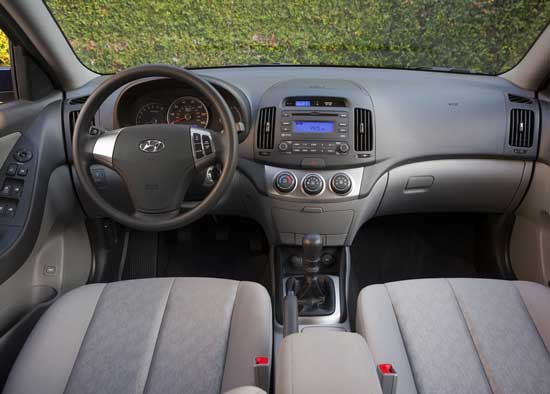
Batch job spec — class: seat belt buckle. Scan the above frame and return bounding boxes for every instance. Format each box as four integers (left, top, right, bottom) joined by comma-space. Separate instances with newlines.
377, 363, 398, 394
254, 356, 270, 393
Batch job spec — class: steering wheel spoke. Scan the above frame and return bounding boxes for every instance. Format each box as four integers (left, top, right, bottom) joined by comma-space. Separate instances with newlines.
91, 128, 123, 168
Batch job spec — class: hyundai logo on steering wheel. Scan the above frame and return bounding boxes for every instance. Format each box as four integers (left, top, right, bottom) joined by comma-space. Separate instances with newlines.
139, 139, 165, 153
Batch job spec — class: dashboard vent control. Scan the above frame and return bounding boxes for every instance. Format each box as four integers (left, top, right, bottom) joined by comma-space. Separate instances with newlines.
69, 96, 89, 105
509, 109, 534, 148
508, 94, 533, 105
257, 107, 276, 150
354, 108, 373, 151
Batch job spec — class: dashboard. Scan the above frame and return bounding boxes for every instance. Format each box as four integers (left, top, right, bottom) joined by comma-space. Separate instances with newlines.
64, 66, 544, 247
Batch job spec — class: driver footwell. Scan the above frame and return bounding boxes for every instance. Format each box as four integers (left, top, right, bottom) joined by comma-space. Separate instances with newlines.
120, 217, 272, 293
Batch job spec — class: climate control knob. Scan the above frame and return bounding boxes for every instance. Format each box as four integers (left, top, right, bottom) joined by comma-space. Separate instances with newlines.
330, 173, 352, 195
302, 174, 325, 195
274, 172, 297, 193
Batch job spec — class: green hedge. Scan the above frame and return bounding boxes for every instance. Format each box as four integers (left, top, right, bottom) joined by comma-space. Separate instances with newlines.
46, 0, 549, 74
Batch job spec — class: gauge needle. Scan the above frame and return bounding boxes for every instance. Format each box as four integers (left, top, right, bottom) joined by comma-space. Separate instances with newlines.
171, 117, 188, 124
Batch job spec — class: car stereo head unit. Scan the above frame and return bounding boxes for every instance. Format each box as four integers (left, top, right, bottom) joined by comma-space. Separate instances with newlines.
255, 95, 375, 169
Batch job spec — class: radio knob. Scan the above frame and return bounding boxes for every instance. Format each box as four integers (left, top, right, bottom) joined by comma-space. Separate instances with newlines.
274, 172, 296, 193
302, 174, 324, 195
331, 173, 352, 195
278, 142, 290, 152
337, 143, 350, 154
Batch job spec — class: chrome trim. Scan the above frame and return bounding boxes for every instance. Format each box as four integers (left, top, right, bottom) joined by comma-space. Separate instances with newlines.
92, 129, 122, 167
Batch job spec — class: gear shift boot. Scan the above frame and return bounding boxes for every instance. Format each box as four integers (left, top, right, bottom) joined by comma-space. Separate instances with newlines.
286, 275, 336, 316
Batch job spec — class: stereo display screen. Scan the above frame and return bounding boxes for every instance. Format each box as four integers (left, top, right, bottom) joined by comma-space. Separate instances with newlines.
293, 121, 334, 133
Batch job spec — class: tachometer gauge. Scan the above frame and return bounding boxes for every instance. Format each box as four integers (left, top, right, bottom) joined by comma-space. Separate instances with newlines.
167, 96, 209, 128
135, 103, 166, 125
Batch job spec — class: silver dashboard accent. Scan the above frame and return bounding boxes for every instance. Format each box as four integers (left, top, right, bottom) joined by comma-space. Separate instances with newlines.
92, 129, 122, 167
265, 165, 364, 202
283, 275, 342, 326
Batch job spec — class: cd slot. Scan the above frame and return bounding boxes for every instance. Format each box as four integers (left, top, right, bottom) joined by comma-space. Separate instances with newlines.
291, 112, 339, 117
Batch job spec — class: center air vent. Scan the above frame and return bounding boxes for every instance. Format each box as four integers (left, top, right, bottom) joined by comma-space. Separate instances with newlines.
509, 109, 534, 148
257, 107, 276, 150
354, 108, 373, 151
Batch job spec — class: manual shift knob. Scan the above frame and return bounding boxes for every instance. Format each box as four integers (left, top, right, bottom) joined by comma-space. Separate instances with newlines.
303, 233, 323, 263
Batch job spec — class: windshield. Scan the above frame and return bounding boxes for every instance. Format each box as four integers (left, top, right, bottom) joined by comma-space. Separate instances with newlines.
45, 1, 549, 75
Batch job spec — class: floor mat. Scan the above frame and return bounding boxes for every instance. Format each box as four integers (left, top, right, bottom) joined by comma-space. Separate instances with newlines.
349, 213, 486, 327
155, 217, 272, 293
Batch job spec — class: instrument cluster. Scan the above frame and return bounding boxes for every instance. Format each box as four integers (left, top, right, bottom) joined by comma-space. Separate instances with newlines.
115, 78, 247, 140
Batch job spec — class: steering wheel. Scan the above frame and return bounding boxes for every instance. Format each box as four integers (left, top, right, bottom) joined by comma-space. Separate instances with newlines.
72, 65, 239, 232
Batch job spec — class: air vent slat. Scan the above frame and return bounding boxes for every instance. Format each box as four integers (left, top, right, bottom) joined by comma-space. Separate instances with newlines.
257, 107, 276, 150
508, 94, 533, 105
68, 109, 95, 135
354, 108, 373, 152
509, 108, 534, 148
69, 96, 89, 105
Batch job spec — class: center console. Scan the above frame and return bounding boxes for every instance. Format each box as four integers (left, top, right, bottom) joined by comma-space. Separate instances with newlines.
276, 332, 383, 394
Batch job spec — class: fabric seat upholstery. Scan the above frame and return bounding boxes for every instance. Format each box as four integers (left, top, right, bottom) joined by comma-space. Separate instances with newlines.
3, 277, 272, 394
357, 278, 550, 394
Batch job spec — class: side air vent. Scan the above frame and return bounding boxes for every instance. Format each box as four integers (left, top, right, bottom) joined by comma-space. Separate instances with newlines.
69, 110, 80, 135
354, 108, 373, 151
509, 109, 535, 148
69, 96, 89, 105
257, 107, 276, 150
508, 94, 533, 104
69, 110, 95, 135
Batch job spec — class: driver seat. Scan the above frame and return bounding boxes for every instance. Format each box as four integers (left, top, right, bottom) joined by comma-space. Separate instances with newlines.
3, 278, 272, 394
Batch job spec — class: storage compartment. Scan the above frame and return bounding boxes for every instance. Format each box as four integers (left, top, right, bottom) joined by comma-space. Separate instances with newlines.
276, 332, 382, 394
273, 208, 353, 245
377, 159, 527, 215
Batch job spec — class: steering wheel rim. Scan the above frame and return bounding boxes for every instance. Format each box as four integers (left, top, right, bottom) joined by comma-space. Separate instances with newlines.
72, 64, 239, 231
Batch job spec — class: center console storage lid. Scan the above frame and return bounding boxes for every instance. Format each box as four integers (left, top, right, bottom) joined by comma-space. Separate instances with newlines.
276, 332, 382, 394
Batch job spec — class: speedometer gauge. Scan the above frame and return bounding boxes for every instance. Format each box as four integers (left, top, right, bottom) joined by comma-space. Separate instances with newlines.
135, 103, 166, 125
167, 96, 209, 128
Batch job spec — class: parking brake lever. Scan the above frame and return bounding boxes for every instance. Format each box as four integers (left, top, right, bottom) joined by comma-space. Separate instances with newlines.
283, 287, 299, 337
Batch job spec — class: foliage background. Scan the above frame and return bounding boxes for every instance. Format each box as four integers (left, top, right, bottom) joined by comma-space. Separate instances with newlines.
40, 0, 550, 74
0, 30, 10, 65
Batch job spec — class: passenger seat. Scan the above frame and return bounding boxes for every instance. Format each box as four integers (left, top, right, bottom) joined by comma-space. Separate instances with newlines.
356, 278, 550, 394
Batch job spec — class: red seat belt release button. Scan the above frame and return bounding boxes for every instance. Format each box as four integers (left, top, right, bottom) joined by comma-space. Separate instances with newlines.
377, 364, 398, 394
254, 356, 270, 392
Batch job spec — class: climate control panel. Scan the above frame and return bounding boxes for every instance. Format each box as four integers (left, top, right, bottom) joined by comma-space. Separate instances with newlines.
268, 166, 362, 202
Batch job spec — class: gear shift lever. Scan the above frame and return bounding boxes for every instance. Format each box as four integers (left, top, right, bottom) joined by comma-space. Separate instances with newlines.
285, 233, 335, 316
302, 233, 323, 276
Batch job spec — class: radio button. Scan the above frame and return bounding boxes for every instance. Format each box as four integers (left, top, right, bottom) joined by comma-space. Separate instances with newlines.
339, 113, 348, 118
338, 128, 348, 133
338, 122, 347, 127
282, 121, 291, 126
303, 174, 324, 195
337, 143, 350, 154
278, 142, 290, 152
